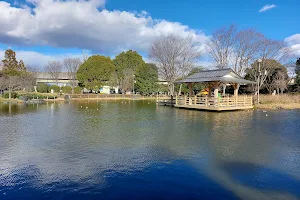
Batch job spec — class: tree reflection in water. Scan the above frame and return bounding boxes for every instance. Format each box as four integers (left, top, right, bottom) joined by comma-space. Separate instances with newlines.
0, 101, 299, 199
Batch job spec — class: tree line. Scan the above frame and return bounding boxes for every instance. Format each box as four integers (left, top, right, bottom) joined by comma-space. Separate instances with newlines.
0, 49, 162, 99
1, 24, 300, 99
76, 50, 159, 95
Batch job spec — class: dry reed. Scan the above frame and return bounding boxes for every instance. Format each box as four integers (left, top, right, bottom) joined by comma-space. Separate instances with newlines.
257, 94, 300, 109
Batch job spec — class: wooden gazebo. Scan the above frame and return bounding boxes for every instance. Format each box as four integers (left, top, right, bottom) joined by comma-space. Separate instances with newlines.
175, 68, 255, 111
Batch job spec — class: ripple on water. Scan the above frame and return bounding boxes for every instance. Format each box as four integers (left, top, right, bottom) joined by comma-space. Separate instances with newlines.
0, 101, 300, 199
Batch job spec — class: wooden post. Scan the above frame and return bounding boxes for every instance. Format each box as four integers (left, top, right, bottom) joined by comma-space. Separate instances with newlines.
189, 97, 192, 105
214, 88, 219, 107
176, 95, 178, 105
205, 97, 208, 107
234, 83, 239, 98
184, 96, 187, 105
233, 83, 239, 107
222, 84, 226, 96
194, 95, 197, 105
227, 96, 230, 107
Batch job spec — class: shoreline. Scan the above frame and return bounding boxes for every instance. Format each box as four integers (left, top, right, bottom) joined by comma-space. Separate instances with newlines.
0, 96, 164, 103
256, 103, 300, 110
1, 97, 300, 110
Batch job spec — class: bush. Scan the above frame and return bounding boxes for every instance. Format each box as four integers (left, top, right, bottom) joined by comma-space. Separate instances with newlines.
62, 86, 72, 94
49, 85, 60, 93
74, 86, 82, 94
2, 92, 18, 99
18, 93, 57, 100
37, 83, 49, 93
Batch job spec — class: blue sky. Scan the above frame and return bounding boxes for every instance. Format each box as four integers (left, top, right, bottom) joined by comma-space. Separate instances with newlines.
0, 0, 299, 66
106, 0, 299, 39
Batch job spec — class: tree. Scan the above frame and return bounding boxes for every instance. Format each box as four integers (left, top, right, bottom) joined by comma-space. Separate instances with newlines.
135, 63, 158, 95
1, 49, 27, 99
207, 25, 287, 76
18, 60, 26, 71
231, 29, 262, 75
64, 58, 82, 91
76, 55, 115, 91
113, 50, 145, 92
37, 83, 49, 93
177, 67, 205, 95
245, 59, 288, 94
45, 61, 63, 85
207, 25, 237, 69
149, 34, 201, 97
296, 58, 300, 85
273, 71, 288, 94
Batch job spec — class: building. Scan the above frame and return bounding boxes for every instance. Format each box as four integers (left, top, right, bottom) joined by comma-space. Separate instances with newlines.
35, 72, 77, 87
175, 68, 256, 111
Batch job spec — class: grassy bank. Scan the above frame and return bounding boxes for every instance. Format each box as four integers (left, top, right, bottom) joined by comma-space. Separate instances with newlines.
1, 92, 59, 103
257, 94, 300, 109
1, 92, 168, 103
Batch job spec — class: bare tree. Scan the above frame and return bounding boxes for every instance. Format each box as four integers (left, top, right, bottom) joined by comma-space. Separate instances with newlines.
207, 25, 289, 78
63, 58, 82, 90
45, 61, 63, 85
273, 71, 288, 94
231, 29, 263, 75
149, 34, 201, 96
206, 25, 237, 69
252, 38, 287, 92
82, 50, 89, 62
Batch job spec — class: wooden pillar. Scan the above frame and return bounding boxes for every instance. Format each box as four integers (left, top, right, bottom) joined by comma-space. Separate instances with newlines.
233, 83, 239, 97
233, 83, 239, 107
222, 84, 226, 96
213, 82, 220, 107
214, 88, 219, 98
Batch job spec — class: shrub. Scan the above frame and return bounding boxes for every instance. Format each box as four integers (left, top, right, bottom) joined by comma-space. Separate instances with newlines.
62, 86, 72, 94
37, 83, 49, 93
74, 86, 82, 94
2, 92, 18, 99
49, 85, 60, 93
18, 93, 57, 100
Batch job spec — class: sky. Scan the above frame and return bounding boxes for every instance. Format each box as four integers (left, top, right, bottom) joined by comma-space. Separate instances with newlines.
0, 0, 299, 67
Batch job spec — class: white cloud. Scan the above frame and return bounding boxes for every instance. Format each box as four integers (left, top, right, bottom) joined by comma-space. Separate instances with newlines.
285, 34, 300, 45
0, 48, 83, 68
284, 34, 300, 57
259, 4, 276, 13
0, 0, 209, 55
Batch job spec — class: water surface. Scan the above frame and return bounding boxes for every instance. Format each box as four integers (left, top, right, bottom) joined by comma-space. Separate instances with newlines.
0, 101, 300, 199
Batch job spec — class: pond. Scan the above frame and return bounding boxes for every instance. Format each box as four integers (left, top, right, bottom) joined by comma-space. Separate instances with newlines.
0, 101, 300, 199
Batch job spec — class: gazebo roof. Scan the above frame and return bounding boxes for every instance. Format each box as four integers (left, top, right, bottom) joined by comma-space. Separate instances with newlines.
176, 68, 255, 84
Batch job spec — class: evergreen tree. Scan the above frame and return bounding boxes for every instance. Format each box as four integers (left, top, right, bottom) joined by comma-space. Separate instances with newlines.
113, 50, 145, 92
76, 55, 115, 91
135, 63, 158, 95
1, 49, 27, 99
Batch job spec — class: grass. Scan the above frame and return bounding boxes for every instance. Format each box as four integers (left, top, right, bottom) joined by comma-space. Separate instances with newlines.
257, 94, 300, 109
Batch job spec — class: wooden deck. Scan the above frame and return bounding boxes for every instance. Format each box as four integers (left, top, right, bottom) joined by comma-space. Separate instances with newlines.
175, 96, 253, 111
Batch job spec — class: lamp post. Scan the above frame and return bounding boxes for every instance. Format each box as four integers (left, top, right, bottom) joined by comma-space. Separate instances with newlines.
257, 59, 262, 104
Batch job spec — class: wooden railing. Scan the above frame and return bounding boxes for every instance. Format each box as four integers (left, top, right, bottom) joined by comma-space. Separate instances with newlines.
176, 95, 253, 108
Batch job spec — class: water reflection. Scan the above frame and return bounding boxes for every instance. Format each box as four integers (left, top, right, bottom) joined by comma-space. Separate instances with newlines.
0, 101, 299, 199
